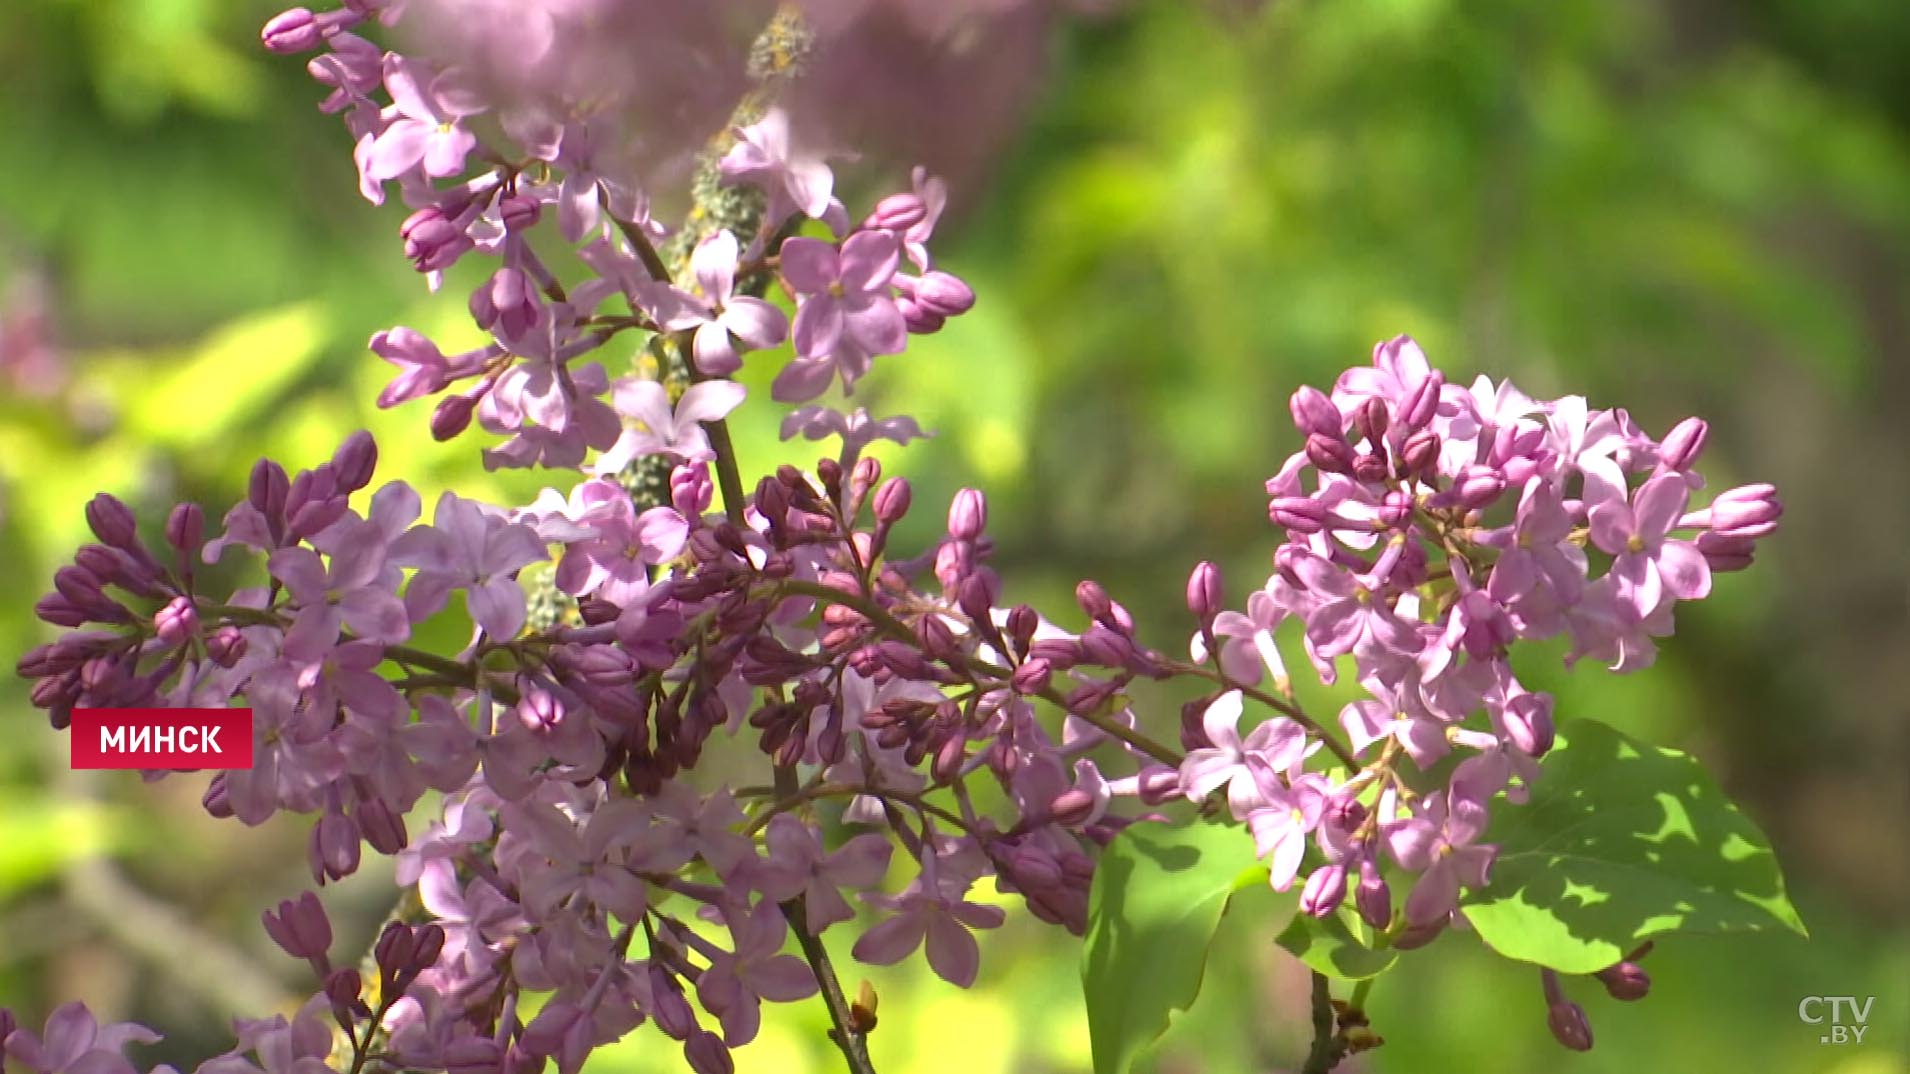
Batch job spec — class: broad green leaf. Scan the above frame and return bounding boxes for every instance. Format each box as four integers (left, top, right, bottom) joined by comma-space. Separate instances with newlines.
1462, 718, 1807, 974
1081, 817, 1283, 1074
1276, 906, 1398, 980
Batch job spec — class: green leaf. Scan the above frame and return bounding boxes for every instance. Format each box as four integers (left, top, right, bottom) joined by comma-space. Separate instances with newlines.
1276, 906, 1399, 980
1462, 717, 1807, 974
1081, 816, 1284, 1074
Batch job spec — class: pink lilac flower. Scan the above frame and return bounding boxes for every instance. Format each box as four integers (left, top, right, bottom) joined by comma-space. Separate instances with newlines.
773, 231, 907, 402
596, 379, 747, 472
2, 1002, 159, 1074
362, 55, 484, 185
391, 492, 548, 639
1177, 691, 1307, 820
718, 108, 833, 226
695, 902, 819, 1045
1589, 472, 1711, 613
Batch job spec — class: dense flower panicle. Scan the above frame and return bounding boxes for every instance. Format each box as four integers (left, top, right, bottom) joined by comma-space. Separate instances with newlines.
6, 3, 1788, 1073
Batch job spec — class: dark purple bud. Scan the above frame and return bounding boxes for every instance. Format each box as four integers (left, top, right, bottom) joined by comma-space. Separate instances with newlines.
672, 464, 714, 516
1696, 530, 1756, 572
262, 8, 322, 52
431, 394, 475, 441
499, 192, 542, 233
248, 459, 289, 518
1356, 857, 1392, 930
355, 797, 408, 854
1400, 369, 1444, 431
261, 891, 333, 961
1137, 764, 1181, 805
1185, 561, 1223, 624
1269, 496, 1328, 534
330, 430, 378, 493
401, 207, 472, 273
913, 271, 975, 317
873, 477, 912, 526
1595, 961, 1651, 1002
1289, 386, 1341, 438
1352, 452, 1390, 484
1325, 793, 1367, 831
165, 502, 205, 557
1391, 922, 1445, 950
1357, 397, 1390, 443
948, 488, 986, 541
648, 965, 697, 1040
154, 597, 198, 646
865, 192, 927, 231
310, 811, 360, 884
323, 967, 370, 1022
1050, 788, 1098, 827
1399, 429, 1440, 480
897, 296, 945, 335
1028, 637, 1082, 670
917, 614, 964, 666
202, 773, 233, 818
1300, 863, 1348, 918
206, 624, 247, 667
684, 1031, 734, 1074
1503, 698, 1556, 758
1453, 465, 1507, 509
288, 497, 350, 541
931, 734, 967, 783
1010, 658, 1052, 696
85, 494, 138, 550
1547, 1001, 1594, 1051
1658, 417, 1708, 471
1305, 433, 1358, 476
1075, 580, 1113, 624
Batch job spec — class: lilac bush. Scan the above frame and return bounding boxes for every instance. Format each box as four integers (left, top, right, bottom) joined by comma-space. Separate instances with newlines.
8, 4, 1802, 1074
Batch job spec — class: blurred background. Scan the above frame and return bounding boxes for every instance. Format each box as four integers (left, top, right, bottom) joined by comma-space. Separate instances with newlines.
1, 0, 1905, 1072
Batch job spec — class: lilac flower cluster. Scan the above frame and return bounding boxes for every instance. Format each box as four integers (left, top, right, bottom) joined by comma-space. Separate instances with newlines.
6, 3, 1784, 1073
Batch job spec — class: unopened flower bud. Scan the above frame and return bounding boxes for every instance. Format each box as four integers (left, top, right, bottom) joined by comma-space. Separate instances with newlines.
1006, 605, 1040, 653
262, 8, 323, 53
330, 429, 377, 493
310, 810, 360, 884
1075, 580, 1113, 624
1708, 483, 1781, 536
1357, 397, 1390, 443
948, 488, 987, 541
1658, 417, 1708, 471
1454, 465, 1507, 509
261, 891, 333, 961
897, 296, 945, 334
1301, 863, 1348, 918
1399, 429, 1440, 479
498, 193, 541, 232
1050, 788, 1098, 827
431, 394, 475, 441
684, 1031, 734, 1074
355, 797, 408, 854
1356, 857, 1392, 929
1400, 370, 1444, 431
1595, 961, 1651, 1002
1503, 697, 1555, 757
323, 967, 370, 1022
165, 502, 205, 557
1696, 530, 1756, 572
874, 477, 912, 525
1185, 561, 1224, 623
1289, 386, 1341, 438
1269, 496, 1328, 534
1547, 1000, 1594, 1051
1305, 433, 1358, 476
154, 597, 198, 645
1352, 452, 1390, 484
1011, 658, 1052, 695
913, 271, 975, 317
85, 494, 138, 550
248, 459, 289, 518
206, 624, 247, 667
1137, 764, 1182, 805
866, 192, 927, 231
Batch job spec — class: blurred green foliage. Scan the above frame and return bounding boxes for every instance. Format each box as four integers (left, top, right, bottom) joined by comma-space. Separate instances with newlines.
2, 0, 1906, 1072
